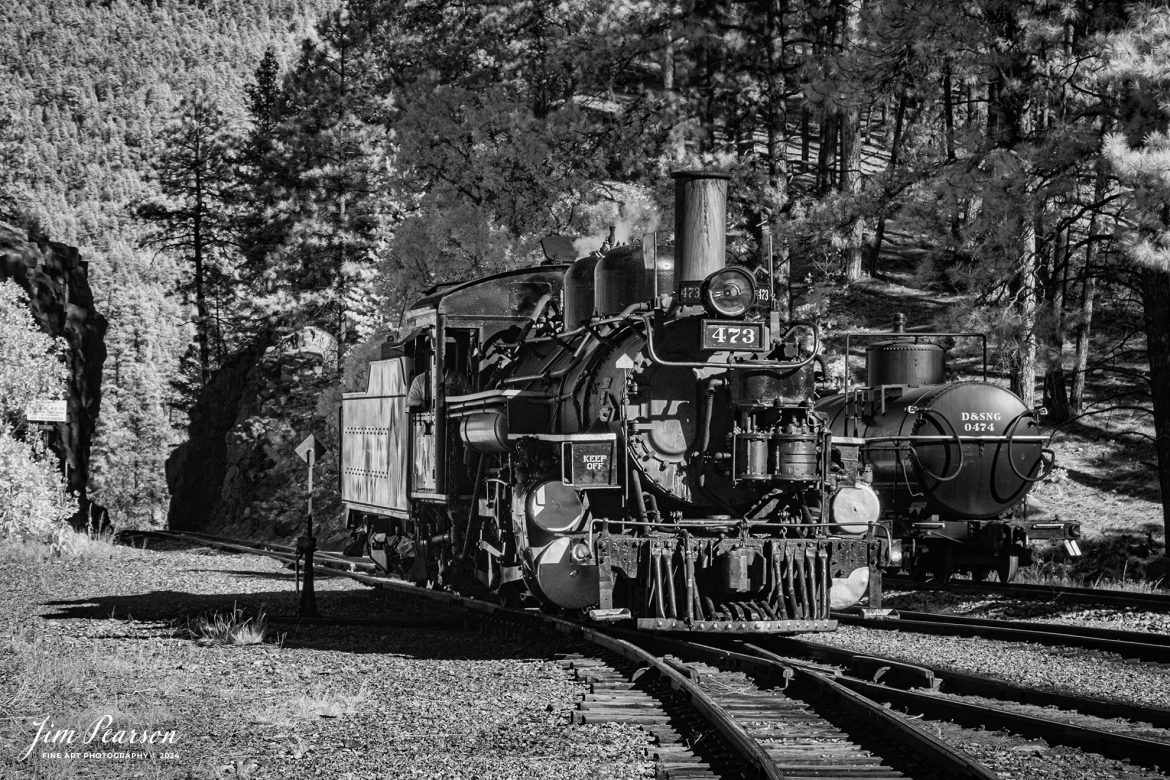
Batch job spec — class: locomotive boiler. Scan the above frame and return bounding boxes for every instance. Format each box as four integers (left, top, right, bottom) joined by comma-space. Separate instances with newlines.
340, 171, 891, 633
815, 320, 1081, 582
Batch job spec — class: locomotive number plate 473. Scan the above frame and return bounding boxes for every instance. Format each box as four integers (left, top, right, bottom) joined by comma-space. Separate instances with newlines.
701, 320, 767, 351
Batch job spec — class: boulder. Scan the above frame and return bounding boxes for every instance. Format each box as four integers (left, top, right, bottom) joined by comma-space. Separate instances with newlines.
0, 218, 107, 522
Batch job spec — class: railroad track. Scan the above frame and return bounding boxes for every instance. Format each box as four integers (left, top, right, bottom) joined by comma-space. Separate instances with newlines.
757, 636, 1170, 772
125, 529, 1170, 778
769, 635, 1170, 729
604, 630, 995, 779
127, 529, 999, 778
832, 607, 1170, 663
884, 575, 1170, 611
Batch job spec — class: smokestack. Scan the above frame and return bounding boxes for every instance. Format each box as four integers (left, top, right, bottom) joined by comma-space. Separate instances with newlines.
673, 170, 730, 283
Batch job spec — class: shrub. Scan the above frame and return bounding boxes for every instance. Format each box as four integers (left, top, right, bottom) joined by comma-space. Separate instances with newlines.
0, 430, 72, 543
0, 280, 66, 420
0, 280, 71, 543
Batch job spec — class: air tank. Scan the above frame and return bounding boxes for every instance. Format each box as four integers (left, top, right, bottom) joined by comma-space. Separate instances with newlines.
593, 241, 677, 316
594, 245, 648, 316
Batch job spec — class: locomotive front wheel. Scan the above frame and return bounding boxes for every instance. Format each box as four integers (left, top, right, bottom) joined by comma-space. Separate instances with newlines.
996, 553, 1020, 583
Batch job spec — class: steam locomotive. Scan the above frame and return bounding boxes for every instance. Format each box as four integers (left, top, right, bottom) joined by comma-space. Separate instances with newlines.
816, 323, 1081, 583
340, 171, 889, 633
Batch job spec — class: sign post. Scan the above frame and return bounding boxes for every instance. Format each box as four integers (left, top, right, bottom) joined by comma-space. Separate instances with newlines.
294, 434, 328, 618
26, 399, 70, 507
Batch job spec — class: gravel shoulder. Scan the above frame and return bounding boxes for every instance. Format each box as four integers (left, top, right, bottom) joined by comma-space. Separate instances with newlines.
0, 543, 654, 780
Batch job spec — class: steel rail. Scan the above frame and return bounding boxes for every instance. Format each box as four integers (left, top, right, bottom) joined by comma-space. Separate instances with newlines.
892, 608, 1170, 646
832, 609, 1170, 663
834, 676, 1170, 772
768, 635, 1170, 730
884, 575, 1170, 610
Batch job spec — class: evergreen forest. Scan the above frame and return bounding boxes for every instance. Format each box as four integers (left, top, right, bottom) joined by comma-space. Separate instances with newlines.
2, 0, 1169, 536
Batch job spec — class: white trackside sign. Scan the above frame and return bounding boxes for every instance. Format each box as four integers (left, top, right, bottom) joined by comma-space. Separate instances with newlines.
26, 399, 67, 423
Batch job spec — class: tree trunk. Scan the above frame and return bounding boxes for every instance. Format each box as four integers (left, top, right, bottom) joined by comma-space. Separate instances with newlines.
867, 88, 908, 278
763, 0, 790, 317
192, 133, 211, 388
1070, 158, 1107, 415
764, 0, 789, 195
841, 105, 863, 281
839, 0, 863, 281
800, 103, 810, 172
1139, 265, 1170, 536
1043, 226, 1072, 423
943, 58, 956, 163
1010, 211, 1038, 408
817, 110, 836, 195
943, 58, 961, 252
1069, 267, 1097, 415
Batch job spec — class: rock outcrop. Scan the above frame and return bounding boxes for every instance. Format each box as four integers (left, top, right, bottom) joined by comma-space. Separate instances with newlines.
167, 327, 344, 545
0, 218, 107, 519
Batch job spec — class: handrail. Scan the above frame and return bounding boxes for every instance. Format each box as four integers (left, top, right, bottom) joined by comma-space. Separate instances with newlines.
502, 303, 649, 385
639, 314, 820, 371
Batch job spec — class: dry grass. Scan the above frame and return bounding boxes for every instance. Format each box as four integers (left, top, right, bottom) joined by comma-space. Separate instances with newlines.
184, 603, 270, 647
249, 681, 371, 726
1014, 557, 1168, 593
1, 624, 189, 712
0, 528, 125, 563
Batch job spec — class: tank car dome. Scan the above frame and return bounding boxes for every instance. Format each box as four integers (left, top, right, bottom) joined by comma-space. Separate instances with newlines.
866, 339, 945, 386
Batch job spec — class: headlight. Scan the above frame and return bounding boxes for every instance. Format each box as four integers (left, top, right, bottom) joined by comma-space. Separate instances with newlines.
701, 267, 756, 318
830, 484, 880, 535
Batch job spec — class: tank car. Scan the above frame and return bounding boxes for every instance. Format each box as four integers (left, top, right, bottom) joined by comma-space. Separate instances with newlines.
339, 171, 892, 633
815, 319, 1082, 582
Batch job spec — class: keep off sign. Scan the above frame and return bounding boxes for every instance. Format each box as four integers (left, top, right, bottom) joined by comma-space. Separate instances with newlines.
561, 440, 618, 487
26, 399, 67, 423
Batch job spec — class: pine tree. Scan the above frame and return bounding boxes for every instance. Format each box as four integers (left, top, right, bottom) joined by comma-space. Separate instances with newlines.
1100, 5, 1170, 536
236, 48, 291, 297
137, 92, 239, 386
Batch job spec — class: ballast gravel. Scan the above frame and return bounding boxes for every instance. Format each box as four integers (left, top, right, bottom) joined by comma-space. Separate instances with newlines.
0, 543, 655, 780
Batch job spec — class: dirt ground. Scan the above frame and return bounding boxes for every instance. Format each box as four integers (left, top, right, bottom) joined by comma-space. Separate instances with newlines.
0, 544, 654, 780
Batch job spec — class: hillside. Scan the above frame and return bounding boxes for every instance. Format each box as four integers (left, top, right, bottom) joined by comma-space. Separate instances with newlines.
0, 0, 334, 521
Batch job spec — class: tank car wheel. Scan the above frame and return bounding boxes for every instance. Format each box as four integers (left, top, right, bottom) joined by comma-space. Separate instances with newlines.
970, 566, 991, 582
996, 553, 1020, 583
